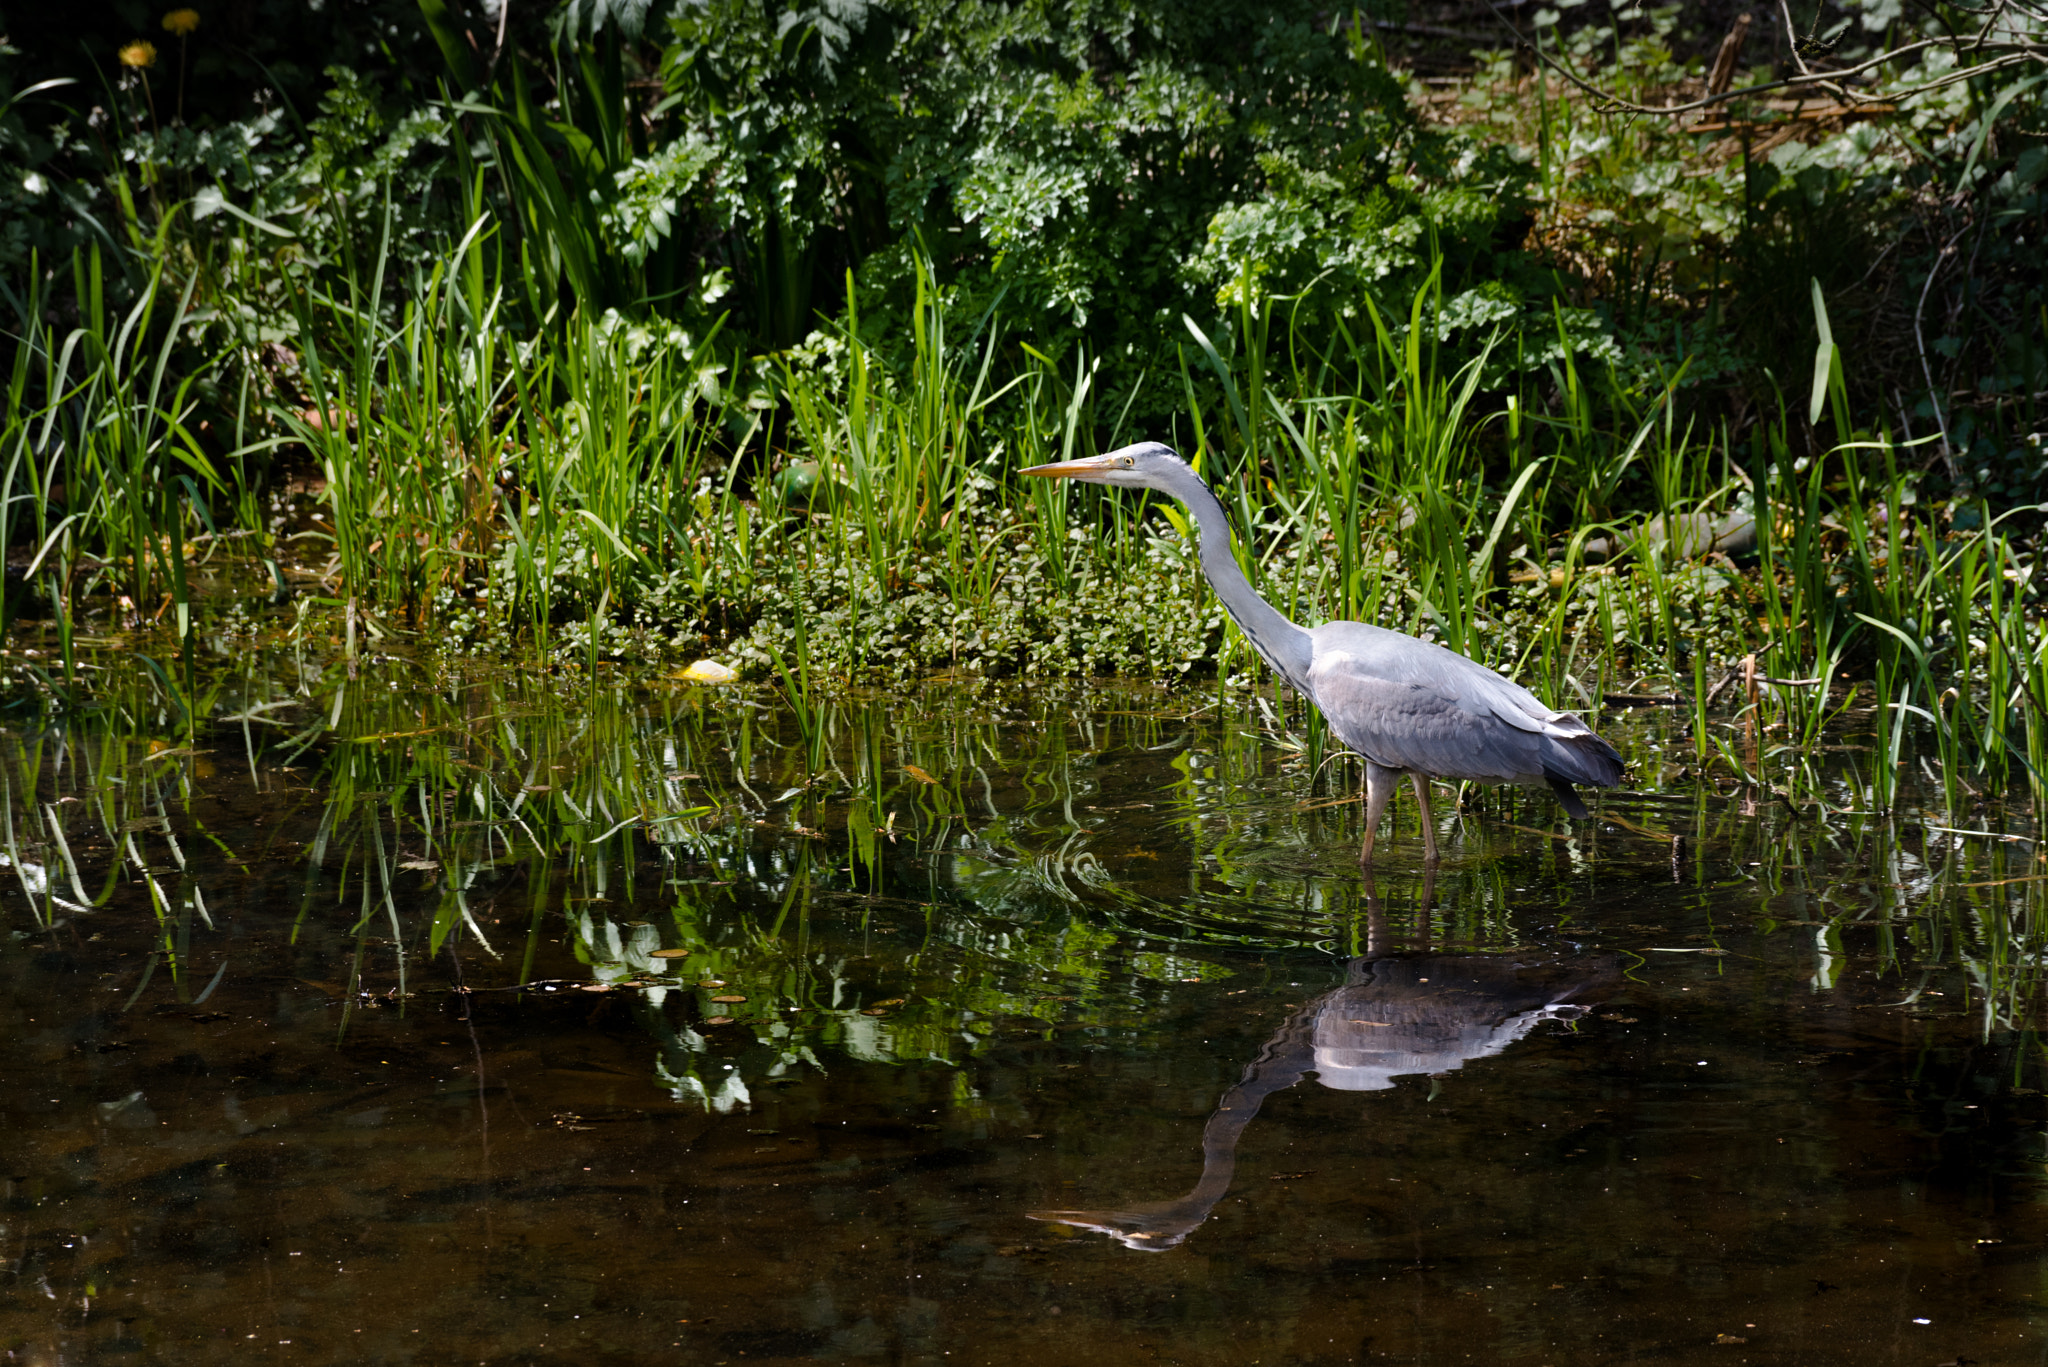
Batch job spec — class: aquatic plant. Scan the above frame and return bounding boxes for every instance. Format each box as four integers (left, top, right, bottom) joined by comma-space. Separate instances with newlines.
0, 638, 2041, 1113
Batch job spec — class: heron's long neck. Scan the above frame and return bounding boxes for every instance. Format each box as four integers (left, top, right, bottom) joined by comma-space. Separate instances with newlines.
1165, 463, 1314, 694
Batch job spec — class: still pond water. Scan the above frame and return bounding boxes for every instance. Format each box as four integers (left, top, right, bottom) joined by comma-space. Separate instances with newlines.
0, 648, 2044, 1366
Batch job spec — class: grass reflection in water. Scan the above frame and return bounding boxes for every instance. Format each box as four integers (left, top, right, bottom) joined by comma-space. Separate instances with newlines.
0, 647, 2043, 1101
1, 648, 2046, 1364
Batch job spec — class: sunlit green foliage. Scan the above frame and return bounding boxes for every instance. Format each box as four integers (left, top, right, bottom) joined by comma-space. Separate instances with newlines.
0, 0, 2040, 834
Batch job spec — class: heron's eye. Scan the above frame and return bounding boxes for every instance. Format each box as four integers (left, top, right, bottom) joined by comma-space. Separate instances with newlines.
1118, 456, 1134, 468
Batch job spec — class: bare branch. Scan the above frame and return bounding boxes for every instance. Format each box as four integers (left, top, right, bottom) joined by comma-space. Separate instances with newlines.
1915, 222, 1970, 473
1779, 0, 1815, 77
1477, 0, 2040, 120
1970, 0, 2017, 50
1871, 50, 2041, 102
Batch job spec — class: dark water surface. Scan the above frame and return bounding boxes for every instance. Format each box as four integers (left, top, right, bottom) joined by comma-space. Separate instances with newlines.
1, 658, 2045, 1366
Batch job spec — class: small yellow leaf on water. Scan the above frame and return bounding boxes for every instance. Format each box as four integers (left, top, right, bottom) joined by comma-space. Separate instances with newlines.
903, 764, 939, 784
703, 1016, 734, 1026
674, 659, 738, 685
710, 994, 746, 1003
650, 948, 691, 959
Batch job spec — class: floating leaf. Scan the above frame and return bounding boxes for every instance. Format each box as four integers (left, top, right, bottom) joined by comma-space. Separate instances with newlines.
674, 659, 739, 685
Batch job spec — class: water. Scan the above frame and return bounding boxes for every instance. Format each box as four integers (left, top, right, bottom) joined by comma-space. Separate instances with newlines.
1, 650, 2043, 1365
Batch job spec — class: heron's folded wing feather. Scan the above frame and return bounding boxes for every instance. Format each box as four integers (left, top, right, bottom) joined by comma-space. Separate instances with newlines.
1307, 650, 1548, 782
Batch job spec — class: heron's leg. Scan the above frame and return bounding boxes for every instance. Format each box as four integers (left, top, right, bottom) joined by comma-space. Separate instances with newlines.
1359, 763, 1401, 865
1409, 772, 1439, 865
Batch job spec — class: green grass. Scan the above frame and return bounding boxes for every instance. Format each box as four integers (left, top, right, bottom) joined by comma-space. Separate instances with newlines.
0, 176, 2042, 836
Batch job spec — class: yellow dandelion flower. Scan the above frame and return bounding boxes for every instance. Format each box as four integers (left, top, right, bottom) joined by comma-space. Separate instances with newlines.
119, 40, 158, 68
162, 9, 200, 36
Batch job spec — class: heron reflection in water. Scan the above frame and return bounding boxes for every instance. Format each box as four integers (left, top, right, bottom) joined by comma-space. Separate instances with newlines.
1030, 875, 1617, 1250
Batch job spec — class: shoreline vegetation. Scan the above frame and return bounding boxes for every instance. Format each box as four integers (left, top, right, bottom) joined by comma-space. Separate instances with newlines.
0, 0, 2040, 831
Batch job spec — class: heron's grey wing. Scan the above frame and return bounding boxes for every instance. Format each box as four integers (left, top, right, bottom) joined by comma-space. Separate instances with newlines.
1306, 645, 1547, 781
1305, 624, 1622, 787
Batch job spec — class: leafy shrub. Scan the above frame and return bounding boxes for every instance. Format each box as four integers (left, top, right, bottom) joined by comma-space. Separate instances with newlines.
638, 0, 1619, 401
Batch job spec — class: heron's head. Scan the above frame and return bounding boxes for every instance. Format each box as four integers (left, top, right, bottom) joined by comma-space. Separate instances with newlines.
1019, 441, 1186, 489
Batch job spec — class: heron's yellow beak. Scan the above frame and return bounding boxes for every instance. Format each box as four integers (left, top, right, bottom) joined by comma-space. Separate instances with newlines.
1019, 456, 1116, 481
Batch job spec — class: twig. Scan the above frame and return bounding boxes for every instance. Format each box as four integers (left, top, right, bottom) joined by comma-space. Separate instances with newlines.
1479, 0, 2040, 118
1779, 0, 1815, 78
1926, 824, 2037, 845
1915, 222, 1971, 476
489, 0, 511, 81
1970, 0, 2018, 52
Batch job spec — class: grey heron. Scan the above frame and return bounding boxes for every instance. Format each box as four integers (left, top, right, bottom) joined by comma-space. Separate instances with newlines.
1021, 441, 1623, 864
